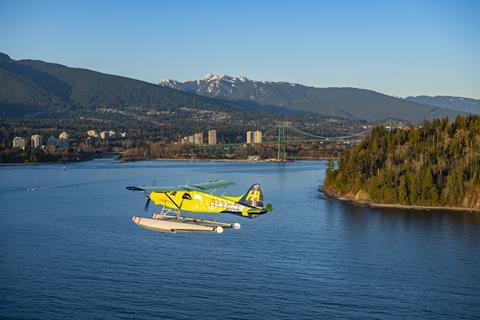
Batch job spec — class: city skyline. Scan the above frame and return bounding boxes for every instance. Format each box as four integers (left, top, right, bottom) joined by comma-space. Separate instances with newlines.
1, 0, 479, 99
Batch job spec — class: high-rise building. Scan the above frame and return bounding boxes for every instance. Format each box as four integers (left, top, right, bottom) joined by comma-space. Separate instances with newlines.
246, 130, 262, 144
246, 131, 253, 144
194, 132, 204, 145
31, 135, 43, 148
253, 130, 262, 143
208, 130, 217, 145
13, 137, 26, 150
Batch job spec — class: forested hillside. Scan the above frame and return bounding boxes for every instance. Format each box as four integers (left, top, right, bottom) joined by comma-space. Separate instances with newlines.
0, 52, 366, 141
324, 115, 480, 209
0, 53, 248, 115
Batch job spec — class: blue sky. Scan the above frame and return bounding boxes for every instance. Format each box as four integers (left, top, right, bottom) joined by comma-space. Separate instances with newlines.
1, 0, 479, 98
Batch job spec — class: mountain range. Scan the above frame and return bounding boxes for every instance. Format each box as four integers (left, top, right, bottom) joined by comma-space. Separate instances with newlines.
160, 74, 478, 122
0, 52, 477, 124
0, 53, 249, 118
405, 95, 480, 114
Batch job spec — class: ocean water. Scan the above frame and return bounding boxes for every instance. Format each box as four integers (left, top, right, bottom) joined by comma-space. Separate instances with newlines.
0, 160, 479, 319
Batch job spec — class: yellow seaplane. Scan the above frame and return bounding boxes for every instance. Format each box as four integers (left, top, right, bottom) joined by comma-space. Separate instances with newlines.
126, 180, 272, 233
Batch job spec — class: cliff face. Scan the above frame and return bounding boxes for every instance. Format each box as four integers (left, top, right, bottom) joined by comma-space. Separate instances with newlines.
324, 116, 480, 209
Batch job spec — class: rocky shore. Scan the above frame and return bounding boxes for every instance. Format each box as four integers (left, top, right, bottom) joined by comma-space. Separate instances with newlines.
320, 186, 480, 213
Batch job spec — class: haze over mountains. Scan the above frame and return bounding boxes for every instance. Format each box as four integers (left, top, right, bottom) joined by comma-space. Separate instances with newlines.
160, 74, 477, 122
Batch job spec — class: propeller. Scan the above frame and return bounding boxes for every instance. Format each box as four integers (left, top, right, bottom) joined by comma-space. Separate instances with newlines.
144, 197, 151, 212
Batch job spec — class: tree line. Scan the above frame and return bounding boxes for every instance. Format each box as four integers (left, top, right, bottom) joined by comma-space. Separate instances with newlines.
325, 115, 480, 209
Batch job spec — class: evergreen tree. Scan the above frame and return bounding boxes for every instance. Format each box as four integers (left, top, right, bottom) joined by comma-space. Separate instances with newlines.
324, 115, 480, 209
408, 171, 421, 205
398, 175, 409, 204
422, 169, 438, 204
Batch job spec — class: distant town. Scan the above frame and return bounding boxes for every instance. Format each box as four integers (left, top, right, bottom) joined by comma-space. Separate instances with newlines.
2, 123, 360, 163
10, 129, 128, 151
10, 128, 265, 151
179, 130, 262, 145
0, 117, 416, 164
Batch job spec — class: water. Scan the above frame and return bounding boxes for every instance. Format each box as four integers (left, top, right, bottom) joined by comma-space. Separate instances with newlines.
1, 160, 479, 319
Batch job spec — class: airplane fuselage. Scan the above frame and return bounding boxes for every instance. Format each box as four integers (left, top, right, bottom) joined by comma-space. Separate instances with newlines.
149, 190, 267, 218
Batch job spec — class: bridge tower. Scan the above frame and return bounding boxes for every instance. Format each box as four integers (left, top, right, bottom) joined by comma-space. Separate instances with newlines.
277, 122, 287, 161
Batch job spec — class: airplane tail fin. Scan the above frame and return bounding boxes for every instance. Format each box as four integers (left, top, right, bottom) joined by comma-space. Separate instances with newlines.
239, 184, 264, 208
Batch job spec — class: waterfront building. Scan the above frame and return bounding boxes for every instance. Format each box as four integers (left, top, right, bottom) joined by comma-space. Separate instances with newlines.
246, 131, 253, 144
194, 132, 204, 145
58, 131, 69, 148
181, 135, 196, 144
246, 130, 262, 144
100, 131, 109, 140
13, 137, 26, 150
86, 130, 97, 137
31, 135, 43, 148
253, 130, 262, 143
208, 130, 217, 145
108, 130, 116, 138
120, 132, 127, 138
59, 131, 69, 140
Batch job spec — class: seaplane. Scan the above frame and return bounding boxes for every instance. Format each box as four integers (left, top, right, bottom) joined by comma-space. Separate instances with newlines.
126, 180, 272, 233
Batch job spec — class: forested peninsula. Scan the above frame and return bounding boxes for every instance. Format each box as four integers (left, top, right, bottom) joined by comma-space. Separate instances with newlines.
323, 115, 480, 211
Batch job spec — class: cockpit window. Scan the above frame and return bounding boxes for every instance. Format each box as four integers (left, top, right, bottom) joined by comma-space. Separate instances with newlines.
182, 193, 192, 200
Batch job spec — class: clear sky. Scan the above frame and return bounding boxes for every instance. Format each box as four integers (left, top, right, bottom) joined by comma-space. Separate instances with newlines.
0, 0, 479, 98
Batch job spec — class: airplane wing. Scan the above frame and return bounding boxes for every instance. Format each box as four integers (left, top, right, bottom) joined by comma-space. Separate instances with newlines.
126, 186, 187, 193
189, 180, 235, 190
126, 180, 234, 193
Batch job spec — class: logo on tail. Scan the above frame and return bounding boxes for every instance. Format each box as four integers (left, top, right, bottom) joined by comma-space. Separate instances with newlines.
239, 184, 264, 208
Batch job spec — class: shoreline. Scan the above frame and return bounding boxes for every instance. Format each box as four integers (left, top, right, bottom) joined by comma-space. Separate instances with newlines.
116, 156, 337, 163
1, 156, 337, 166
320, 186, 480, 213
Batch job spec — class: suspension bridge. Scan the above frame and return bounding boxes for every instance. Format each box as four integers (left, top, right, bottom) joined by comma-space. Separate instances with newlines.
201, 119, 405, 161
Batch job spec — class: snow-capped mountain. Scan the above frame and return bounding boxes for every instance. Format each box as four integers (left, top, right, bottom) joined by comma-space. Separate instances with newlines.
160, 74, 277, 102
159, 74, 467, 122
